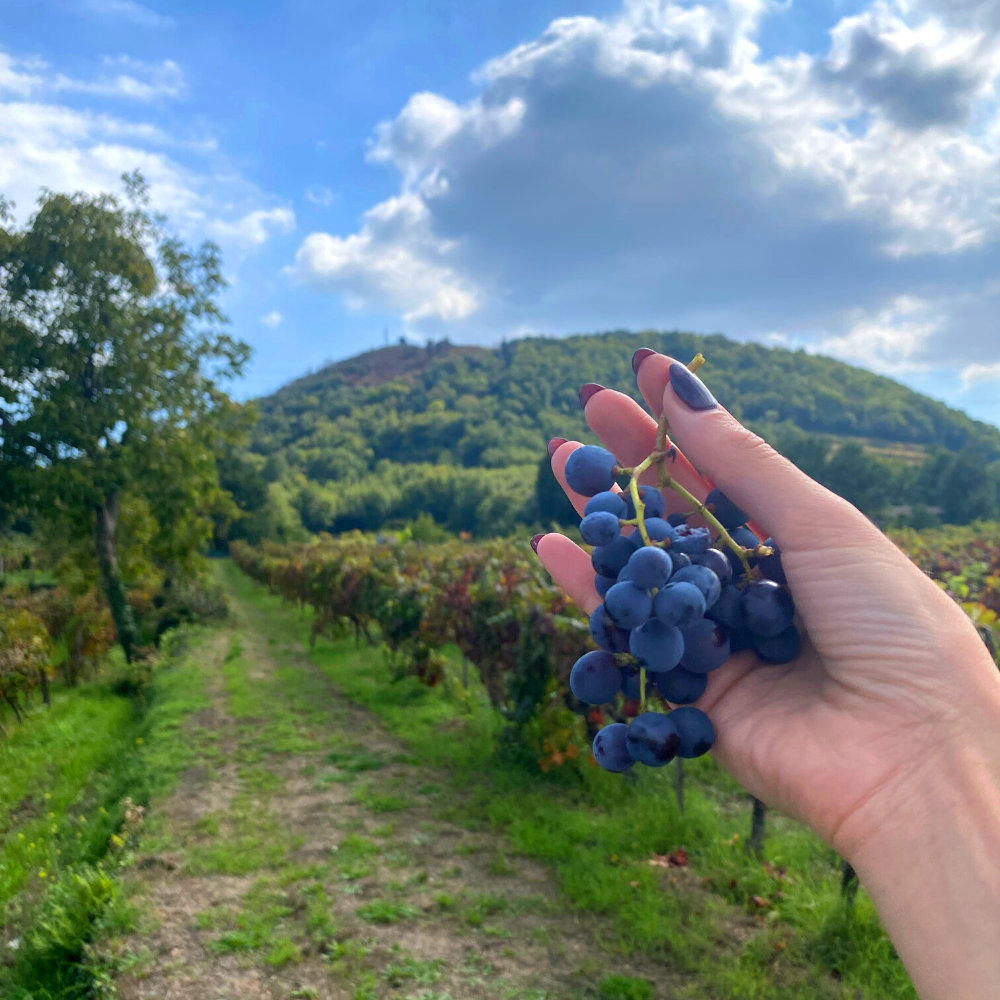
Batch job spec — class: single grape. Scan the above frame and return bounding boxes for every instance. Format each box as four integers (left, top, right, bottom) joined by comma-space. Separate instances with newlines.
653, 667, 707, 705
580, 510, 621, 546
589, 605, 631, 653
670, 564, 722, 610
570, 650, 622, 705
724, 526, 760, 579
643, 518, 678, 544
626, 712, 680, 767
625, 485, 667, 520
667, 512, 688, 527
672, 525, 711, 555
585, 491, 628, 519
620, 664, 643, 700
565, 445, 618, 496
728, 626, 755, 653
593, 723, 634, 772
669, 706, 716, 757
626, 546, 673, 589
595, 574, 617, 598
605, 581, 654, 629
757, 536, 787, 585
706, 584, 746, 630
669, 551, 692, 572
695, 548, 733, 587
753, 624, 801, 663
592, 534, 639, 577
741, 580, 795, 638
704, 488, 748, 529
680, 619, 731, 674
652, 582, 706, 629
629, 619, 685, 672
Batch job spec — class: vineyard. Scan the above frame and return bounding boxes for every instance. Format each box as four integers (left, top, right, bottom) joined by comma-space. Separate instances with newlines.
229, 522, 1000, 773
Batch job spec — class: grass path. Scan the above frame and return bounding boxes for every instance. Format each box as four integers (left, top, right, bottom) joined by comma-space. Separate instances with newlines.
103, 563, 678, 1000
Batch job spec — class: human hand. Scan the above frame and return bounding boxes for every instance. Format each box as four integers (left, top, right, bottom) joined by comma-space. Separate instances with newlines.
537, 350, 1000, 863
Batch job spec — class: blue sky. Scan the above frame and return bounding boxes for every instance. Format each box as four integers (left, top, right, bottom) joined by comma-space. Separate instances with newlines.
2, 0, 999, 429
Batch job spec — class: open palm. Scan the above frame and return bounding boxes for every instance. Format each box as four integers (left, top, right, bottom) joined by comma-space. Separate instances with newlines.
537, 350, 996, 858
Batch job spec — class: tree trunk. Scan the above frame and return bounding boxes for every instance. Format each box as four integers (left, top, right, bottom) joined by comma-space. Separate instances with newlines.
94, 491, 139, 663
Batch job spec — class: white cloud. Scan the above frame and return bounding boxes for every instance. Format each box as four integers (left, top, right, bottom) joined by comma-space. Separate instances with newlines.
305, 185, 337, 206
208, 207, 296, 247
292, 0, 1000, 393
261, 310, 284, 328
76, 0, 175, 29
960, 361, 1000, 388
1, 53, 186, 102
290, 192, 478, 322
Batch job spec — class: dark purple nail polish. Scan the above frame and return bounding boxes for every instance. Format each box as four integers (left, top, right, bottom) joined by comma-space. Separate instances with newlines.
578, 383, 606, 408
668, 363, 718, 411
632, 348, 656, 375
530, 534, 545, 553
547, 437, 567, 458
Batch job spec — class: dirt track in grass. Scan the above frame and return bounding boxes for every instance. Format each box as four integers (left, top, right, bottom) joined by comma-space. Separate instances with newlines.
104, 566, 685, 1000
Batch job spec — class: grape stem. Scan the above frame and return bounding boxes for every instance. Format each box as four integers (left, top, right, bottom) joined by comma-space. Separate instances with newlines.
619, 353, 771, 584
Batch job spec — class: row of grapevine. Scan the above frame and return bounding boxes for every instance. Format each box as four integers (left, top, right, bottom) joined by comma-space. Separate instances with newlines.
230, 525, 1000, 769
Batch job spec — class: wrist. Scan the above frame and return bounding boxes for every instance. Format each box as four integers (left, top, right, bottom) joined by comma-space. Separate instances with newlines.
840, 673, 1000, 1000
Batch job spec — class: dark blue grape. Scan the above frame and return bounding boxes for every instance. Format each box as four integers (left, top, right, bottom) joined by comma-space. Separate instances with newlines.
585, 491, 627, 519
667, 513, 688, 527
724, 526, 760, 579
629, 619, 685, 673
604, 581, 654, 629
707, 584, 746, 630
625, 485, 666, 520
570, 650, 622, 705
595, 574, 617, 598
592, 534, 639, 577
593, 723, 634, 772
589, 605, 631, 653
680, 619, 731, 674
565, 445, 618, 496
670, 564, 722, 610
728, 626, 755, 653
626, 712, 680, 767
757, 537, 787, 585
741, 581, 795, 638
580, 511, 621, 546
753, 624, 801, 663
620, 664, 643, 700
672, 525, 711, 555
626, 546, 673, 589
643, 518, 678, 544
669, 706, 716, 757
652, 582, 706, 629
695, 548, 733, 587
653, 667, 707, 705
669, 551, 692, 573
705, 488, 748, 529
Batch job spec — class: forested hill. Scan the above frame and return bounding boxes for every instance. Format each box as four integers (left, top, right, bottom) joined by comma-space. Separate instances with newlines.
226, 330, 1000, 541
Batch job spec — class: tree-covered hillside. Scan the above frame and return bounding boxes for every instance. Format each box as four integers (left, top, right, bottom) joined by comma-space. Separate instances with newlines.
223, 330, 1000, 540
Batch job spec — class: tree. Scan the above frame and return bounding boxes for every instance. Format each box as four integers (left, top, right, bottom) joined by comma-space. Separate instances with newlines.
0, 174, 250, 661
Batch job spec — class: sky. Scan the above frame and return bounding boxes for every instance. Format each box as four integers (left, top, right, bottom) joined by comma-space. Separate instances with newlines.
2, 0, 999, 428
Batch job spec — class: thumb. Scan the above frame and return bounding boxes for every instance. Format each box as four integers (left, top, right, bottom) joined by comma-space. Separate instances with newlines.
663, 361, 867, 550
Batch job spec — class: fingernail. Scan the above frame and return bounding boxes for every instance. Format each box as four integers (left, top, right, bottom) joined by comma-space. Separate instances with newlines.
632, 348, 656, 374
668, 363, 718, 411
578, 383, 606, 408
530, 534, 545, 553
547, 437, 567, 458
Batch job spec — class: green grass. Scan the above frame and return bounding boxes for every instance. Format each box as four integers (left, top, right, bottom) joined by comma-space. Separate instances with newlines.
220, 559, 918, 1000
0, 627, 214, 999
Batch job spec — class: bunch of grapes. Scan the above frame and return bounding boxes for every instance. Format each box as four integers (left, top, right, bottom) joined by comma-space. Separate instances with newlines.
563, 427, 800, 775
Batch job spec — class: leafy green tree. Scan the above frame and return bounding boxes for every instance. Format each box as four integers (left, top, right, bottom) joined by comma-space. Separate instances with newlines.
0, 175, 250, 660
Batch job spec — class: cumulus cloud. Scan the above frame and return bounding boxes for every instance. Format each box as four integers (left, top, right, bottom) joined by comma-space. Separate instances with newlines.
961, 361, 1000, 388
292, 0, 1000, 405
209, 207, 296, 247
261, 310, 284, 328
